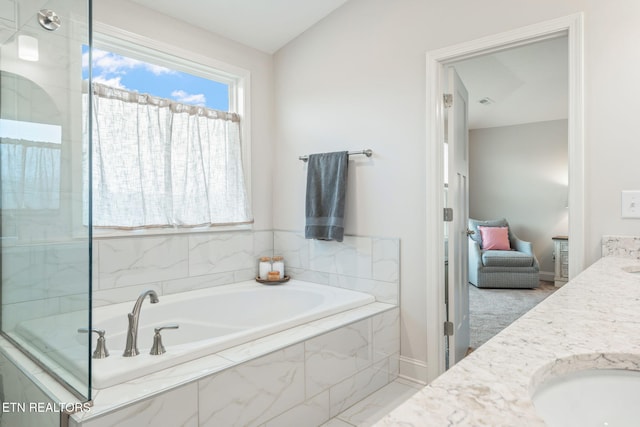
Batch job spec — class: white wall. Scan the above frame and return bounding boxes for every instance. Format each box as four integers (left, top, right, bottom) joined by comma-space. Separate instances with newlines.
273, 0, 640, 381
469, 120, 569, 277
91, 0, 640, 383
94, 0, 275, 231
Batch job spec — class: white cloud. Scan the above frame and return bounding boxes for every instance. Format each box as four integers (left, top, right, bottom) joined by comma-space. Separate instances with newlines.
171, 90, 206, 106
145, 63, 174, 76
94, 50, 140, 75
93, 75, 127, 89
90, 48, 175, 76
82, 51, 89, 69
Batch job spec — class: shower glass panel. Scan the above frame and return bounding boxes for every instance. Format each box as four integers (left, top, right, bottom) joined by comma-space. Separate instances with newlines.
0, 0, 92, 399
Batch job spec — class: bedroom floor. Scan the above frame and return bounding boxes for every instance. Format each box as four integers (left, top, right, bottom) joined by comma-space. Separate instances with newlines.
468, 280, 557, 350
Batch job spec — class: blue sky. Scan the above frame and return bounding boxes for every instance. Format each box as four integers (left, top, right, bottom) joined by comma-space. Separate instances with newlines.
82, 46, 229, 111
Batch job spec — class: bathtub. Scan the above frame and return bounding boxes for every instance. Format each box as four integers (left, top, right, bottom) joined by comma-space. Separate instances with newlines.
15, 279, 375, 389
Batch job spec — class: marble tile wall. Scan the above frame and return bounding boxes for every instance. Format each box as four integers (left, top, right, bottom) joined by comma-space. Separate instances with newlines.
1, 230, 278, 328
305, 319, 372, 398
0, 337, 77, 427
73, 307, 399, 427
4, 227, 398, 303
274, 231, 400, 305
0, 343, 59, 427
92, 230, 273, 307
78, 383, 199, 427
1, 229, 399, 426
602, 235, 640, 259
92, 229, 400, 307
1, 242, 90, 330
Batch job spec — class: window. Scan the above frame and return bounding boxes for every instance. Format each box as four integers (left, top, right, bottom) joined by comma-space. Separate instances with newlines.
84, 35, 252, 230
84, 46, 230, 111
0, 119, 62, 210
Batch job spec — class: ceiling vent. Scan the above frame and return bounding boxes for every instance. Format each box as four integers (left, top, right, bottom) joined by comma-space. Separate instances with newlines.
478, 97, 494, 105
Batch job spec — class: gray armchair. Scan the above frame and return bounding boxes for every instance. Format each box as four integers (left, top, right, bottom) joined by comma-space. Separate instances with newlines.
468, 218, 539, 288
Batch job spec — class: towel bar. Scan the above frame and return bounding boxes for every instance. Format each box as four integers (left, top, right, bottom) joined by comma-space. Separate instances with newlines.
299, 149, 372, 162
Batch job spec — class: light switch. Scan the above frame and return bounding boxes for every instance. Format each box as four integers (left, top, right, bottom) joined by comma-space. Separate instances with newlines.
621, 190, 640, 218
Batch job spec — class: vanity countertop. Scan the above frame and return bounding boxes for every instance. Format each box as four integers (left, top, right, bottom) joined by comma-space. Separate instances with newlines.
376, 256, 640, 426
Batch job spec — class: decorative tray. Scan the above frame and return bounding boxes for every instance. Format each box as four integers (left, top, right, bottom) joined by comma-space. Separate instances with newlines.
255, 275, 290, 285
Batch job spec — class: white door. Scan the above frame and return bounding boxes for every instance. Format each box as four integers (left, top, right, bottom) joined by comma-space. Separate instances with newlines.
446, 67, 470, 367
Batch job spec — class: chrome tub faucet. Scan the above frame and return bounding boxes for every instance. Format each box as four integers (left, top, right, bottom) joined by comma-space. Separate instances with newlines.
123, 290, 159, 357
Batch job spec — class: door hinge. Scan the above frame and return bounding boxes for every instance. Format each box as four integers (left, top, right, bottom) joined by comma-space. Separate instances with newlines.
443, 93, 453, 108
444, 321, 454, 336
443, 207, 453, 222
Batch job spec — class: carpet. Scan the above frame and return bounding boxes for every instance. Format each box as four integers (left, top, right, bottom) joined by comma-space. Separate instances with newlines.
468, 280, 557, 350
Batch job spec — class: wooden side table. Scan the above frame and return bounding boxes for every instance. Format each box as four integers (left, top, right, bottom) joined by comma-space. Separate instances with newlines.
552, 235, 569, 287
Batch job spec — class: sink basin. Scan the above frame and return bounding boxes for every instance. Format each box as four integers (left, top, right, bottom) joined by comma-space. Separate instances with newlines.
532, 369, 640, 426
622, 265, 640, 274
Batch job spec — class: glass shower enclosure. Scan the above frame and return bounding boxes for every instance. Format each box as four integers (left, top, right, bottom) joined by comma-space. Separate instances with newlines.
0, 0, 91, 400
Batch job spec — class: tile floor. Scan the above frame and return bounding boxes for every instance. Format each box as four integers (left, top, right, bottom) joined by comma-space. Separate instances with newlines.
324, 379, 423, 426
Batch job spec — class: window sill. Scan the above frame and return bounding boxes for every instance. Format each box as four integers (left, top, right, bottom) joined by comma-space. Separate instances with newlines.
91, 223, 253, 240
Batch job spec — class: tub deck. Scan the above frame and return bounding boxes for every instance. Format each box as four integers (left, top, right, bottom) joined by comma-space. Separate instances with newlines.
16, 280, 376, 389
79, 298, 395, 423
12, 281, 399, 423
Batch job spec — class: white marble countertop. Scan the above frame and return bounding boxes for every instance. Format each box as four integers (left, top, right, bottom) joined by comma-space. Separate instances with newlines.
376, 256, 640, 426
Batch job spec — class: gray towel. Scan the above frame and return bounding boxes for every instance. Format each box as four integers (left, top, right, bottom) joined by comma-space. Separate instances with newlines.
305, 151, 349, 242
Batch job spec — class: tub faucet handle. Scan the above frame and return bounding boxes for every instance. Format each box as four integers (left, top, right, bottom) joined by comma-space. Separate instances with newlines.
78, 328, 109, 359
150, 324, 179, 356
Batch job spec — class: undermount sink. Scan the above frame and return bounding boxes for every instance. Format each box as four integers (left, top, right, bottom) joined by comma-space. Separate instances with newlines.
622, 265, 640, 274
532, 368, 640, 427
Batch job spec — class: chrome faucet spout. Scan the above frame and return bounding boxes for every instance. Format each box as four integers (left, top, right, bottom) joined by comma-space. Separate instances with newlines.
123, 290, 159, 357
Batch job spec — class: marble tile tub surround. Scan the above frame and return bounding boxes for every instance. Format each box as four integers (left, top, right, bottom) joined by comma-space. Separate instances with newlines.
93, 230, 272, 306
375, 256, 640, 426
70, 305, 399, 427
93, 229, 399, 307
274, 230, 400, 305
2, 241, 90, 330
602, 235, 640, 259
0, 335, 82, 427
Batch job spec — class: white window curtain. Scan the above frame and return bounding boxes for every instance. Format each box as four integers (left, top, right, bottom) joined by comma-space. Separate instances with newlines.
0, 140, 61, 210
90, 83, 252, 228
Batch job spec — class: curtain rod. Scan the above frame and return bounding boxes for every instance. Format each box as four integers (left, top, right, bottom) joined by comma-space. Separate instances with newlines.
298, 149, 373, 162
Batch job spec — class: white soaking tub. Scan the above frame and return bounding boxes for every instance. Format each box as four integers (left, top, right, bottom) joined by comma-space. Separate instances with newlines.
15, 280, 375, 389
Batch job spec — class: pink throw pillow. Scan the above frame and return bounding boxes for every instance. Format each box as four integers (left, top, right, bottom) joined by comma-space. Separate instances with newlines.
478, 226, 510, 250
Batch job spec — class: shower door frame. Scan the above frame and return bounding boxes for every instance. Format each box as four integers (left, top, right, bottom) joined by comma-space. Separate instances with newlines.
0, 0, 94, 401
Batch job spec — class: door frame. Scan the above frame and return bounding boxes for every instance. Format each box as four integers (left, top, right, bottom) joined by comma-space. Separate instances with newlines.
425, 13, 585, 381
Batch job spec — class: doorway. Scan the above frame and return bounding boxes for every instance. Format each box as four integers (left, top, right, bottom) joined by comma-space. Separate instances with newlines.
425, 13, 585, 381
451, 36, 568, 351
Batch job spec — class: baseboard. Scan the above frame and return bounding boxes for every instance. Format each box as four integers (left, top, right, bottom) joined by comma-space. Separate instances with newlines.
399, 355, 429, 385
539, 271, 554, 282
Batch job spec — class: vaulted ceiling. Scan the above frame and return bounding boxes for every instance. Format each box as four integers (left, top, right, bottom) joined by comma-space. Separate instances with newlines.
130, 0, 349, 54
130, 1, 567, 130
